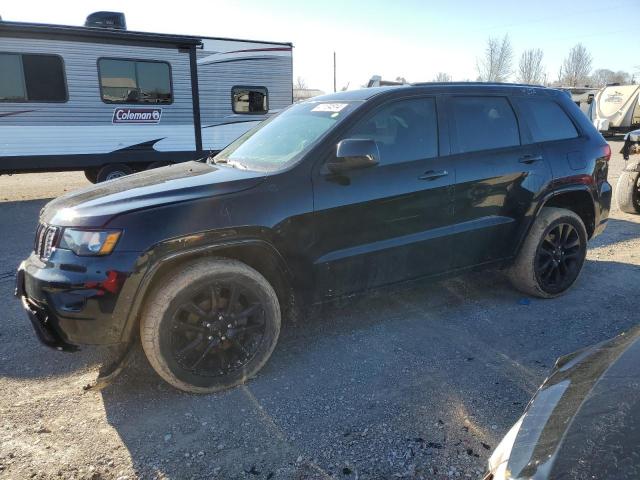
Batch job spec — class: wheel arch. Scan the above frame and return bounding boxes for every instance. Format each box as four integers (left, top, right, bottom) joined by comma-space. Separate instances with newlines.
119, 237, 302, 344
514, 185, 596, 259
541, 188, 596, 238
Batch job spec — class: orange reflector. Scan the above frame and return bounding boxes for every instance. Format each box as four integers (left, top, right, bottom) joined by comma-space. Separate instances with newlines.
99, 231, 121, 255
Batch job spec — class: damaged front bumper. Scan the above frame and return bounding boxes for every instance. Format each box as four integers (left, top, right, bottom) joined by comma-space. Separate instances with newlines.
15, 249, 143, 350
15, 263, 78, 352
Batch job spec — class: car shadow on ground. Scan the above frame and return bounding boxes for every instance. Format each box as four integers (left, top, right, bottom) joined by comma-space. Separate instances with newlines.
1, 196, 638, 477
590, 217, 640, 247
96, 253, 639, 478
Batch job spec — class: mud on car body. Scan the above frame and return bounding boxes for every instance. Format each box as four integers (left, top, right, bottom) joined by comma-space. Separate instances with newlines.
16, 83, 612, 393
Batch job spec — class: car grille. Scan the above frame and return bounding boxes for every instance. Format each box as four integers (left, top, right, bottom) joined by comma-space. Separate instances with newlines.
34, 224, 60, 260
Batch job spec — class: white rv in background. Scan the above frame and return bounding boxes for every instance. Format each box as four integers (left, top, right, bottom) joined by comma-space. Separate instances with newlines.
590, 84, 640, 136
0, 12, 293, 182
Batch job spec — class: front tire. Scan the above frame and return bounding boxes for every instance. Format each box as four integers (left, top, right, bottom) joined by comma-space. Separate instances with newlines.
140, 258, 281, 394
616, 170, 640, 214
509, 207, 587, 298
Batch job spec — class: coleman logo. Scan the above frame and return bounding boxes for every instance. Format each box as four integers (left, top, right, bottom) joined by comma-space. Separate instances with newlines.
112, 108, 162, 124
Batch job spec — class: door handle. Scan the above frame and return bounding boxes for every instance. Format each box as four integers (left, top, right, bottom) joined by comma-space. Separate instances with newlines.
519, 154, 543, 164
419, 169, 448, 181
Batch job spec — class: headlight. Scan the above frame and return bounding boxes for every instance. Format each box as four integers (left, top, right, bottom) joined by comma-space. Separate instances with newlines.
59, 229, 121, 256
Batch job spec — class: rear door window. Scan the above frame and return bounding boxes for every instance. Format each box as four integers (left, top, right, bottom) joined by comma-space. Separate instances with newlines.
516, 97, 578, 143
449, 96, 520, 154
347, 97, 438, 165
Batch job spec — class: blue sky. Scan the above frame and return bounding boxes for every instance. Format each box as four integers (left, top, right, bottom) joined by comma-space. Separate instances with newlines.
2, 0, 637, 92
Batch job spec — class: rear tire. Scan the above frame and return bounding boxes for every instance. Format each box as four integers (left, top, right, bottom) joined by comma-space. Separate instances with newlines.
616, 170, 640, 214
140, 258, 281, 394
509, 207, 587, 299
96, 163, 133, 183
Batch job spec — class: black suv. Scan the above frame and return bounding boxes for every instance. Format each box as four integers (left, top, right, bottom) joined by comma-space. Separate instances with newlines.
16, 84, 612, 393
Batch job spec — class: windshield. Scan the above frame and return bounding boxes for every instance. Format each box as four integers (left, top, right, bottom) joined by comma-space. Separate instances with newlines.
213, 101, 360, 172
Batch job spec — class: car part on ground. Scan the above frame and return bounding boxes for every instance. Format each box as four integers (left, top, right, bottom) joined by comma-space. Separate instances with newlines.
15, 83, 611, 393
84, 340, 137, 391
484, 326, 640, 479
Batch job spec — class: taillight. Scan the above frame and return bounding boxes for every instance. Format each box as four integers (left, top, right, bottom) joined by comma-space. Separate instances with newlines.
602, 144, 611, 162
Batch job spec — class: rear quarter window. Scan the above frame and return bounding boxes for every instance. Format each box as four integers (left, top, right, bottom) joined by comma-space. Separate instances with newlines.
516, 97, 578, 143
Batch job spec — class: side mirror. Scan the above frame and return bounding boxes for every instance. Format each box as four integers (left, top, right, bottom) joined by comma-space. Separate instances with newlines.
327, 139, 379, 173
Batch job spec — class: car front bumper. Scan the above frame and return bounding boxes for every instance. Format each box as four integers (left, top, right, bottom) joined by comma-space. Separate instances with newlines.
15, 249, 143, 349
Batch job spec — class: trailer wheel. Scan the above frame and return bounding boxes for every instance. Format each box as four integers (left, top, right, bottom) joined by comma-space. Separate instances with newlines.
84, 168, 99, 184
96, 163, 133, 183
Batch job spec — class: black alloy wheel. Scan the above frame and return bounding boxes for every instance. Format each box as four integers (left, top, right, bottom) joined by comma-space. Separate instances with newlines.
534, 222, 585, 295
168, 282, 266, 378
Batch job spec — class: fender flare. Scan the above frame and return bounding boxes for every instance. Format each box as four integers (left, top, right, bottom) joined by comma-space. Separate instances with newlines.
514, 184, 596, 256
117, 236, 297, 344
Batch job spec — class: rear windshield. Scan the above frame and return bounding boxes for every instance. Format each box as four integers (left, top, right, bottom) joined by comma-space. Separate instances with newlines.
213, 101, 360, 172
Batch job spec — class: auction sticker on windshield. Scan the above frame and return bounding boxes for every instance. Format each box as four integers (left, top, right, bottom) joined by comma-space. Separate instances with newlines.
312, 103, 348, 112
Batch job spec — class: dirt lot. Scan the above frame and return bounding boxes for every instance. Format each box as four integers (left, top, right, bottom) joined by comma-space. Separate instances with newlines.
0, 140, 638, 480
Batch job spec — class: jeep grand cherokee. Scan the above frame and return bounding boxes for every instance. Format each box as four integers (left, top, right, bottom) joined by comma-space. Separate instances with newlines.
16, 84, 611, 393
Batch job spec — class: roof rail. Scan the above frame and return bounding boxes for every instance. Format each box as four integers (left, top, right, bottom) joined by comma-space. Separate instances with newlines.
411, 81, 545, 88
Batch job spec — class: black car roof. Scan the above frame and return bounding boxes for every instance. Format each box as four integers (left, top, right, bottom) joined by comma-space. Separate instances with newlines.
313, 83, 559, 103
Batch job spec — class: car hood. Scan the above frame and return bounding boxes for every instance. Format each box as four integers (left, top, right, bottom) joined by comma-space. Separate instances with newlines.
504, 326, 640, 479
41, 161, 266, 227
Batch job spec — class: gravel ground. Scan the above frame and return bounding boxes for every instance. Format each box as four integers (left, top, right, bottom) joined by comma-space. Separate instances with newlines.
0, 140, 638, 480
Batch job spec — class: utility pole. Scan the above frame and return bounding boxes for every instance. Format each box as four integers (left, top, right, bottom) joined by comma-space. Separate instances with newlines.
333, 51, 337, 93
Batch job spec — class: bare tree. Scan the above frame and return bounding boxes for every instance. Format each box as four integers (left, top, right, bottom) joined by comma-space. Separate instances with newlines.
476, 35, 513, 82
591, 68, 614, 87
591, 68, 631, 86
294, 76, 307, 90
561, 44, 592, 86
517, 49, 545, 84
434, 72, 452, 82
395, 76, 408, 84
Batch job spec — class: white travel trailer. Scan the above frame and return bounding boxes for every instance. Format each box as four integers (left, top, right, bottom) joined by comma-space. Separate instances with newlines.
590, 84, 640, 135
0, 12, 293, 182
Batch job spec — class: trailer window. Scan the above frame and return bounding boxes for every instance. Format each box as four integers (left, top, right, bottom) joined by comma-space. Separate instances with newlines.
98, 59, 172, 104
232, 86, 268, 114
0, 53, 67, 102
